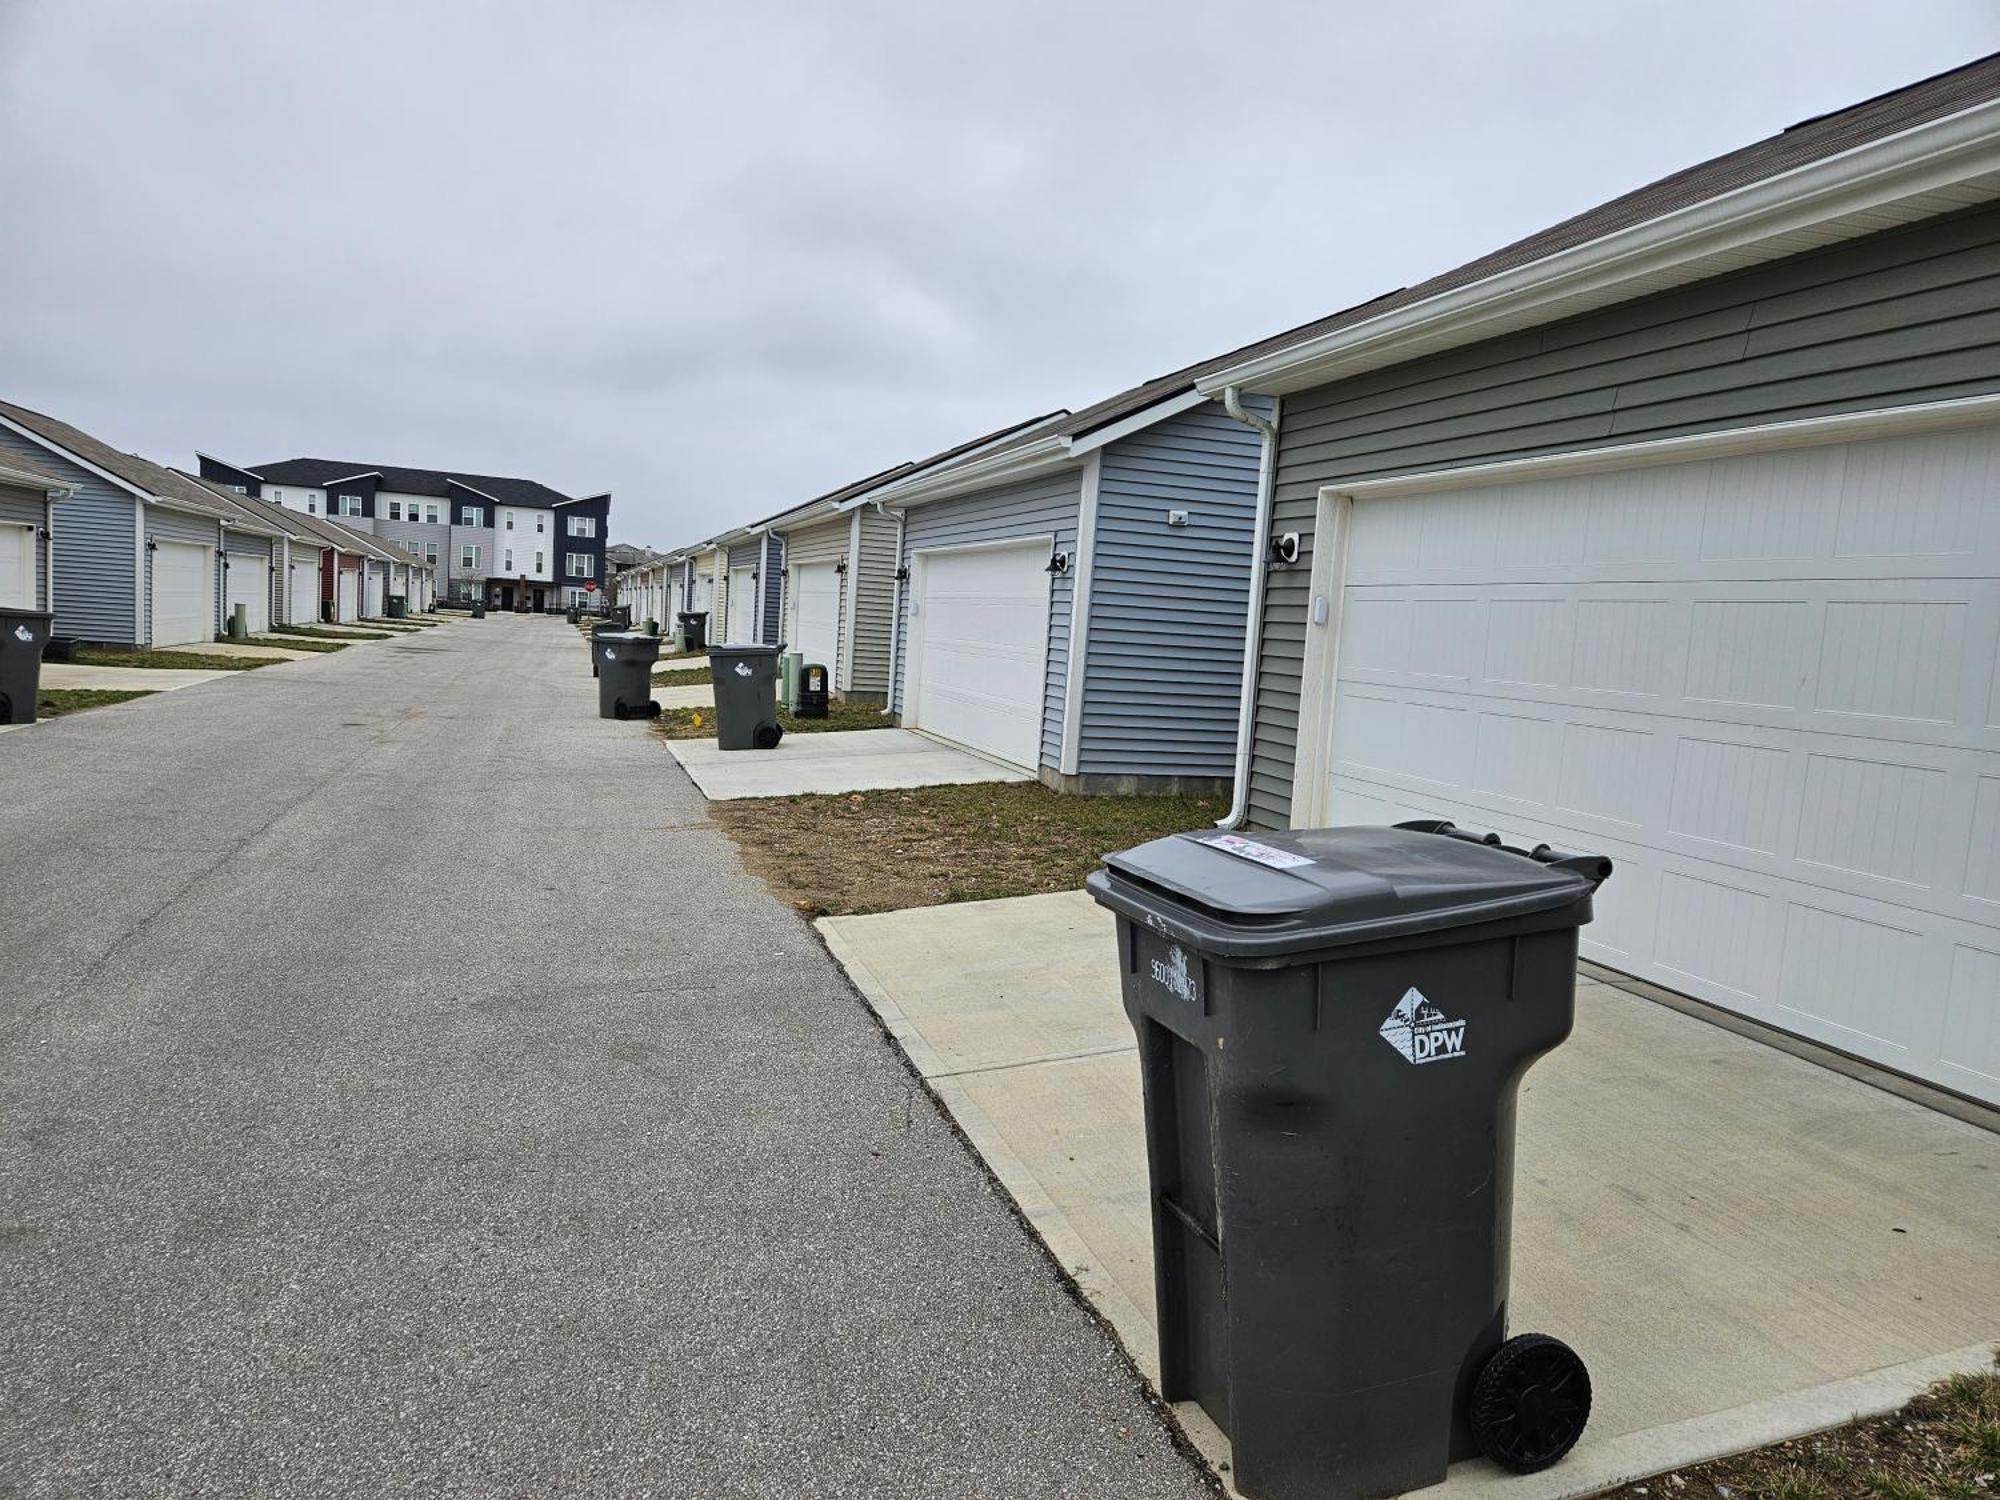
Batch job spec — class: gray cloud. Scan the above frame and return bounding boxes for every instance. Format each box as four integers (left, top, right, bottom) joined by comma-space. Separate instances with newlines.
2, 0, 1995, 540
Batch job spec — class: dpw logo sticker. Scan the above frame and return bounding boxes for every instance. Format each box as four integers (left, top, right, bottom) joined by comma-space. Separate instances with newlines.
733, 662, 753, 677
1379, 987, 1467, 1065
12, 625, 31, 643
1148, 944, 1200, 1006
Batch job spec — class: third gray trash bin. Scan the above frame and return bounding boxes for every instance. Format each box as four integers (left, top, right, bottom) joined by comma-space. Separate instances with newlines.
595, 631, 661, 720
1086, 820, 1611, 1500
707, 642, 784, 750
0, 607, 53, 725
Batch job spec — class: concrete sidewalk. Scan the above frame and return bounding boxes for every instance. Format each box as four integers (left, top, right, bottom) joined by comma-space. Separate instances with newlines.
40, 661, 238, 691
0, 613, 1207, 1499
160, 639, 318, 661
820, 889, 2000, 1499
667, 727, 1033, 799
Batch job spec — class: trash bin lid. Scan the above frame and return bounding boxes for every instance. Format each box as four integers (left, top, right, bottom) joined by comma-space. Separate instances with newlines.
1088, 823, 1610, 960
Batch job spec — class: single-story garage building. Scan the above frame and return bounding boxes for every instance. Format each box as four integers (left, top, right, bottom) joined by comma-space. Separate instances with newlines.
0, 398, 286, 646
0, 454, 71, 614
841, 393, 1272, 794
1200, 56, 2000, 1105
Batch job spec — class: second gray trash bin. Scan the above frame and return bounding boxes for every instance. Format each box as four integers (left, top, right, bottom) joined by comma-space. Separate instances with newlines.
595, 631, 661, 719
1087, 820, 1611, 1500
707, 642, 784, 750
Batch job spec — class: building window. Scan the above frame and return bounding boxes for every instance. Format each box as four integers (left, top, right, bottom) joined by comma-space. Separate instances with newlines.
339, 494, 363, 516
504, 550, 514, 571
424, 542, 439, 563
387, 500, 403, 520
567, 514, 596, 538
462, 506, 484, 529
459, 544, 480, 570
566, 552, 594, 578
535, 515, 545, 533
505, 512, 515, 531
534, 552, 544, 572
228, 484, 246, 494
425, 504, 439, 524
270, 489, 283, 502
307, 498, 317, 514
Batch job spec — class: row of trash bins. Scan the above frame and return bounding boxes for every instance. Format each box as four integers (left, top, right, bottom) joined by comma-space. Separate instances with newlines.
585, 620, 791, 747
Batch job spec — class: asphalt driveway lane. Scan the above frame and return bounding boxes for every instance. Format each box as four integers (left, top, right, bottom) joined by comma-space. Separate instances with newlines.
0, 616, 1212, 1499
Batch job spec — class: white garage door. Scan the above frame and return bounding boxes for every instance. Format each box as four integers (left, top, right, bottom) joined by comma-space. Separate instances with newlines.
727, 566, 757, 643
150, 540, 212, 646
225, 556, 270, 635
792, 562, 840, 676
364, 567, 385, 618
289, 560, 320, 624
337, 567, 359, 622
909, 540, 1050, 770
691, 574, 713, 614
1320, 422, 2000, 1104
0, 523, 33, 609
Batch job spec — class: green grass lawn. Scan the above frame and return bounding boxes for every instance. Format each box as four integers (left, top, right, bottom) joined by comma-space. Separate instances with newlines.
265, 624, 394, 641
649, 696, 882, 740
652, 665, 713, 688
236, 634, 347, 653
34, 687, 157, 719
72, 646, 275, 672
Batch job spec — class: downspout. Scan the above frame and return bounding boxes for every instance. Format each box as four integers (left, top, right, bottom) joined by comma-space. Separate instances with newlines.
877, 502, 906, 718
1216, 385, 1279, 830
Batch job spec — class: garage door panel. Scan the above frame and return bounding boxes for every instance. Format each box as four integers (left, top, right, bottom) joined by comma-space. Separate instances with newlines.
911, 543, 1048, 769
0, 525, 32, 608
226, 560, 270, 636
1327, 423, 2000, 1102
150, 541, 211, 646
792, 563, 840, 673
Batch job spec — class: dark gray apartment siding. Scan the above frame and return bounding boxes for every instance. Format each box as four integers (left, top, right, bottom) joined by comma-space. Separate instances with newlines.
890, 468, 1082, 771
0, 423, 138, 642
1079, 399, 1266, 778
0, 482, 52, 610
1246, 200, 2000, 828
144, 505, 221, 644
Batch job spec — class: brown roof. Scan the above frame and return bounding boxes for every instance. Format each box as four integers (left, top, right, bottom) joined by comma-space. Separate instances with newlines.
0, 398, 241, 522
1055, 49, 2000, 434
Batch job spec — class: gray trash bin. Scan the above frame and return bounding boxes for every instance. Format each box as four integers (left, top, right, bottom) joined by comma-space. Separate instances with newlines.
471, 600, 486, 619
1086, 820, 1612, 1500
707, 642, 784, 750
588, 618, 626, 678
0, 608, 53, 725
386, 595, 407, 619
595, 631, 661, 719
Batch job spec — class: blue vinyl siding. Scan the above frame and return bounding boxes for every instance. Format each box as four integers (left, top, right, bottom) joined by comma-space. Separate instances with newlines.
144, 505, 221, 644
1079, 398, 1267, 778
0, 422, 139, 642
891, 468, 1081, 771
761, 532, 784, 645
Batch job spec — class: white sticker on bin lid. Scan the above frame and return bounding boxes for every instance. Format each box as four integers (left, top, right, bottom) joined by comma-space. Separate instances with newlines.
1202, 833, 1314, 870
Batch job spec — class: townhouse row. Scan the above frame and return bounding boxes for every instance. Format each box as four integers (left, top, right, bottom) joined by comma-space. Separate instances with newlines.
0, 398, 611, 647
620, 56, 2000, 1108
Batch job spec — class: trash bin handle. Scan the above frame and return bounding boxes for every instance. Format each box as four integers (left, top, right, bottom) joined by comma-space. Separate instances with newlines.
1394, 819, 1613, 888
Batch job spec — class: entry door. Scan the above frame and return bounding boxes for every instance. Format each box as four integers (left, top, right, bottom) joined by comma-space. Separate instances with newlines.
1318, 422, 2000, 1104
337, 568, 359, 622
727, 566, 756, 643
150, 540, 212, 646
792, 562, 840, 675
0, 523, 32, 609
908, 540, 1051, 770
364, 568, 384, 617
225, 557, 270, 635
288, 561, 320, 623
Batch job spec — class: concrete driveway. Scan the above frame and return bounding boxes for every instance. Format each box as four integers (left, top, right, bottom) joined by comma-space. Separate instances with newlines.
39, 662, 238, 691
820, 889, 2000, 1499
0, 613, 1207, 1499
666, 727, 1033, 800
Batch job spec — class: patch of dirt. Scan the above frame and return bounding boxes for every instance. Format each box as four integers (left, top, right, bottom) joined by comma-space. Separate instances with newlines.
649, 698, 883, 740
1595, 1361, 2000, 1500
711, 780, 1228, 916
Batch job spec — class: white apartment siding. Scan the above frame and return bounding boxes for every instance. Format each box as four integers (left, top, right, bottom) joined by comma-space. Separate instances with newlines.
497, 507, 556, 580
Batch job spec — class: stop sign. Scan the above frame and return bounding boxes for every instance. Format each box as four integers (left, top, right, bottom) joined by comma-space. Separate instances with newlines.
585, 580, 599, 593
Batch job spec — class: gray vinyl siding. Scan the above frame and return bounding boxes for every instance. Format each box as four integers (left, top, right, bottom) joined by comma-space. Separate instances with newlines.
0, 425, 138, 642
779, 514, 851, 681
375, 516, 447, 568
761, 533, 784, 644
0, 482, 51, 610
850, 507, 899, 696
1247, 200, 2000, 829
1079, 399, 1266, 778
449, 525, 496, 592
891, 468, 1082, 770
144, 506, 221, 644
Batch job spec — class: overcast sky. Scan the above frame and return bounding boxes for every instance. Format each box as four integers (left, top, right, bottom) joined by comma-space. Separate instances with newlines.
3, 2, 1996, 545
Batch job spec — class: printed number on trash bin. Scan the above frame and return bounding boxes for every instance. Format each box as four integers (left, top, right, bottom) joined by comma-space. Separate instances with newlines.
1147, 944, 1200, 1006
1202, 833, 1314, 870
1378, 988, 1467, 1064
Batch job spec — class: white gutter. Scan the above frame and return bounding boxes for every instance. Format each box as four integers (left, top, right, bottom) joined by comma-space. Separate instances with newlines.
1056, 454, 1102, 777
1197, 94, 2000, 396
879, 504, 906, 718
0, 460, 74, 495
1216, 386, 1280, 830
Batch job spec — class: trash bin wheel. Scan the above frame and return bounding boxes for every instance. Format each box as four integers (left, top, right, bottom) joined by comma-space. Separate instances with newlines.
1470, 1333, 1591, 1474
644, 701, 661, 718
612, 700, 631, 721
753, 722, 783, 749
